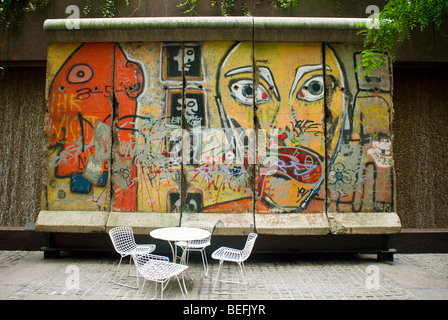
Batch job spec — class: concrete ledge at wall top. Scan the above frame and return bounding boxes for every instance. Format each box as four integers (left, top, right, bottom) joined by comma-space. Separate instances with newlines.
35, 210, 402, 236
43, 17, 367, 43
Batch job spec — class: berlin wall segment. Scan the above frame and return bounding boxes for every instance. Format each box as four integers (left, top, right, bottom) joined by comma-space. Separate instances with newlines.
39, 39, 398, 236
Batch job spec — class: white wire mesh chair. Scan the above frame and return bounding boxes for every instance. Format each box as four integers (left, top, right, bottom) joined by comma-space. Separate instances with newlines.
175, 220, 215, 277
211, 233, 258, 295
132, 253, 189, 300
108, 226, 156, 289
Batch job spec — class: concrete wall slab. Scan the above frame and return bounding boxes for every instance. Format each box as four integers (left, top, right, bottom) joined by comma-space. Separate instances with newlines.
36, 210, 109, 233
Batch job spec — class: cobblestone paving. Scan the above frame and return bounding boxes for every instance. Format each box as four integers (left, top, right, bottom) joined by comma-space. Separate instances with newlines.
3, 251, 444, 300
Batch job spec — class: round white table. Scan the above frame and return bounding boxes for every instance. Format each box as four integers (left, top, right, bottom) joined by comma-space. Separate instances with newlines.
150, 227, 210, 264
150, 227, 210, 294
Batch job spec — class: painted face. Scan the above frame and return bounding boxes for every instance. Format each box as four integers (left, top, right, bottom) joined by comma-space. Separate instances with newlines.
218, 42, 345, 157
48, 43, 115, 177
47, 43, 144, 211
217, 42, 347, 210
173, 47, 196, 72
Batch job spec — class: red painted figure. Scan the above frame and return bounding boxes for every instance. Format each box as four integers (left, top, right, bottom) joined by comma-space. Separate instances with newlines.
47, 43, 143, 211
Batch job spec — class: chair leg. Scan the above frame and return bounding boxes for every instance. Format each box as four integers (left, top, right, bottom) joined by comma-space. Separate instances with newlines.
136, 278, 159, 300
181, 247, 209, 278
134, 267, 139, 289
111, 255, 139, 289
238, 262, 248, 292
182, 269, 189, 294
161, 281, 164, 300
126, 255, 140, 287
184, 249, 193, 281
113, 256, 123, 277
201, 249, 209, 277
127, 255, 132, 276
142, 280, 157, 300
176, 275, 187, 299
186, 248, 190, 265
213, 260, 249, 295
212, 260, 224, 294
140, 279, 145, 295
109, 256, 122, 283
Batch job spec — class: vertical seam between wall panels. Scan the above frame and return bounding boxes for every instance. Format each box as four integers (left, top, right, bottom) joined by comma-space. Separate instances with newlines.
322, 42, 328, 215
251, 17, 257, 232
180, 43, 186, 223
108, 43, 117, 214
389, 54, 396, 213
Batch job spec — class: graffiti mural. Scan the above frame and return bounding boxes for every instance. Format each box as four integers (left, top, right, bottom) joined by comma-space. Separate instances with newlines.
46, 43, 113, 210
44, 41, 394, 218
326, 52, 393, 213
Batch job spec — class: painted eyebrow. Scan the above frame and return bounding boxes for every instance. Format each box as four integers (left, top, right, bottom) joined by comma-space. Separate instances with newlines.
225, 66, 280, 100
289, 65, 332, 100
224, 66, 252, 77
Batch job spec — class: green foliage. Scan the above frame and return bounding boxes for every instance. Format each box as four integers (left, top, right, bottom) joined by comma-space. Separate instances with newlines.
0, 0, 130, 27
83, 0, 91, 16
178, 0, 199, 14
357, 0, 448, 77
178, 0, 298, 16
1, 0, 297, 27
2, 0, 446, 79
82, 0, 129, 18
102, 0, 118, 17
0, 0, 48, 28
102, 0, 129, 18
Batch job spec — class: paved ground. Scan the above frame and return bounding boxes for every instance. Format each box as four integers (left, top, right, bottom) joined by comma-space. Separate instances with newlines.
1, 250, 447, 303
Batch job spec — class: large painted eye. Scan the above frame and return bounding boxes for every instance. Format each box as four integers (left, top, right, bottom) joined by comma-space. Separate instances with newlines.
66, 64, 93, 84
229, 79, 271, 106
297, 76, 324, 102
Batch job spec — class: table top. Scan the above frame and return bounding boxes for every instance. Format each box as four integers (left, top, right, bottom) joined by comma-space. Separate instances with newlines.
150, 227, 210, 242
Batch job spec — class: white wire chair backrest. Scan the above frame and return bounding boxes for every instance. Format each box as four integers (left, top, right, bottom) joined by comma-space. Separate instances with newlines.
109, 227, 138, 255
241, 233, 258, 261
181, 220, 214, 246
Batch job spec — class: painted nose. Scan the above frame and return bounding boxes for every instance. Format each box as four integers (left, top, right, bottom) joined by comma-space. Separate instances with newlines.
262, 101, 295, 136
274, 111, 294, 131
